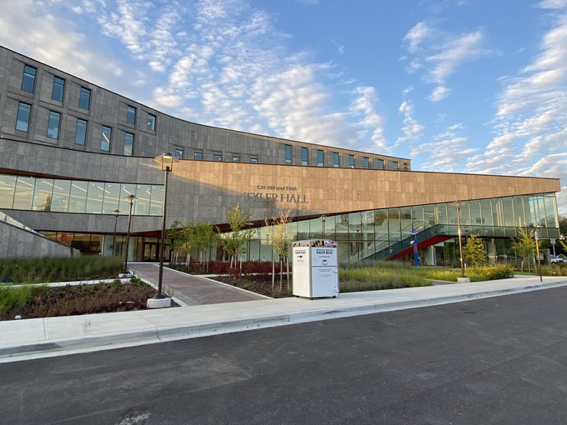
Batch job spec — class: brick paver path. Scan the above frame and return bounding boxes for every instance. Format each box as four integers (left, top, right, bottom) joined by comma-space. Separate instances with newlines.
129, 263, 267, 306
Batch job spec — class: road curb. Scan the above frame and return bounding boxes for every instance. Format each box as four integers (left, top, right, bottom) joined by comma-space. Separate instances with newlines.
1, 279, 566, 363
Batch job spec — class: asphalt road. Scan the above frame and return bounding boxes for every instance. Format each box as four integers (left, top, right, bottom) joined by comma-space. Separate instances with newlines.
2, 287, 567, 425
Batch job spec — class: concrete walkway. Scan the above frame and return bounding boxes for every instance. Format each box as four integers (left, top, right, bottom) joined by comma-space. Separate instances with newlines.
1, 275, 566, 363
129, 263, 267, 306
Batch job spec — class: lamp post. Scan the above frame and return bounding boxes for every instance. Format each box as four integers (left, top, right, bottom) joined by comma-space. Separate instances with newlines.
112, 209, 120, 257
123, 194, 137, 272
535, 227, 542, 282
320, 215, 326, 239
412, 228, 418, 267
452, 200, 465, 279
154, 152, 179, 299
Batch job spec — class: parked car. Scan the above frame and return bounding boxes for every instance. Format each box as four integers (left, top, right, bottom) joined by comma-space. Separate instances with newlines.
550, 255, 566, 264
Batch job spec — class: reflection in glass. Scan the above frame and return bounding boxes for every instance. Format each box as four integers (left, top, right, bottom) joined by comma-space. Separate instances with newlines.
101, 126, 112, 152
544, 195, 558, 228
147, 114, 156, 130
46, 111, 61, 139
86, 182, 104, 213
32, 178, 54, 211
102, 183, 120, 214
124, 133, 134, 156
150, 185, 164, 216
52, 76, 65, 102
119, 184, 137, 214
69, 181, 88, 213
13, 176, 35, 210
0, 175, 16, 208
51, 180, 71, 212
22, 65, 37, 92
16, 102, 31, 132
79, 87, 91, 110
135, 184, 151, 215
127, 106, 136, 124
75, 119, 87, 145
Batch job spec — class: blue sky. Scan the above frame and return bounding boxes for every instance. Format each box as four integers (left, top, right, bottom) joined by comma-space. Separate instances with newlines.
0, 0, 565, 213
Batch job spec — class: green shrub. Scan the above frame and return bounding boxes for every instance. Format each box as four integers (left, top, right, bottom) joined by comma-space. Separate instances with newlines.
540, 264, 567, 276
0, 285, 48, 316
339, 266, 431, 292
467, 264, 515, 281
425, 270, 459, 282
0, 256, 123, 284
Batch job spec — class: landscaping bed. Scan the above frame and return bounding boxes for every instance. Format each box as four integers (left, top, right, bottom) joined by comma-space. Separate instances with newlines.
0, 278, 156, 321
0, 256, 123, 284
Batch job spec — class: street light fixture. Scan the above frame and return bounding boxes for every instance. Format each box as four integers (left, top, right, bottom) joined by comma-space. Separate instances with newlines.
452, 200, 466, 280
112, 209, 120, 257
123, 194, 137, 272
154, 152, 179, 299
320, 215, 327, 239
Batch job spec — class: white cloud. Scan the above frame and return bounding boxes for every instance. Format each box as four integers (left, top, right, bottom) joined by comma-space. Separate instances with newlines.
395, 100, 424, 145
403, 22, 432, 53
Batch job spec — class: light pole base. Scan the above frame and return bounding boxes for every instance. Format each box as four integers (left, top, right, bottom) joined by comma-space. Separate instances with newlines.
457, 277, 470, 283
147, 297, 172, 309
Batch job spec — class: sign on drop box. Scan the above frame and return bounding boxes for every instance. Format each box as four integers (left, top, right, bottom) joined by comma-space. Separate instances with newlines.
292, 240, 339, 299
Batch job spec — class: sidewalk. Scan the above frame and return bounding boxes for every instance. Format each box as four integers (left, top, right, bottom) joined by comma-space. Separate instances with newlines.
1, 275, 566, 363
129, 263, 267, 306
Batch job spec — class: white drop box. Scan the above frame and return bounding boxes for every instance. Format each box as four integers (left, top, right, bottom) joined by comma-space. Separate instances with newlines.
292, 240, 339, 299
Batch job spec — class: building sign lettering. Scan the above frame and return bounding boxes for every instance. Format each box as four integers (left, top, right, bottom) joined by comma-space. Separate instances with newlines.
245, 185, 309, 204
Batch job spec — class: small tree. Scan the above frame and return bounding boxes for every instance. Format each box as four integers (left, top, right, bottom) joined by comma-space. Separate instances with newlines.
266, 209, 292, 295
192, 222, 217, 272
512, 228, 536, 272
165, 220, 185, 264
179, 221, 195, 266
222, 205, 254, 276
463, 234, 486, 266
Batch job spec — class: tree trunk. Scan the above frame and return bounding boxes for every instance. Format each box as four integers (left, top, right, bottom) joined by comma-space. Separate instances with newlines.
271, 259, 275, 293
286, 256, 290, 294
279, 259, 283, 295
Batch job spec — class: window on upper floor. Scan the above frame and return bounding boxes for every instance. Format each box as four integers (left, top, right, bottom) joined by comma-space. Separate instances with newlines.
46, 111, 61, 139
348, 154, 355, 168
392, 161, 399, 171
301, 147, 308, 166
16, 102, 31, 132
174, 149, 183, 160
127, 106, 136, 124
75, 119, 88, 145
377, 159, 384, 170
232, 155, 240, 162
285, 145, 292, 164
333, 152, 340, 168
317, 150, 324, 167
52, 77, 65, 102
213, 154, 222, 161
124, 133, 134, 156
250, 157, 258, 163
194, 151, 203, 160
101, 126, 112, 152
21, 65, 36, 93
79, 87, 91, 110
363, 157, 369, 169
147, 113, 156, 131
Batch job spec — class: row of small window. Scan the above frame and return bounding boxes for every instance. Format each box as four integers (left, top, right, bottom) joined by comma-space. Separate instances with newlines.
183, 150, 258, 163
21, 64, 157, 130
0, 174, 164, 216
15, 102, 135, 155
284, 145, 396, 169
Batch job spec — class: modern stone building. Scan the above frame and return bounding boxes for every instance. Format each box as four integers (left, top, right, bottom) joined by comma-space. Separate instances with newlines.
0, 45, 562, 264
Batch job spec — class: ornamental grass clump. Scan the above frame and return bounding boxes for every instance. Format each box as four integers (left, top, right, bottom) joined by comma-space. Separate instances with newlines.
339, 266, 430, 292
467, 264, 514, 281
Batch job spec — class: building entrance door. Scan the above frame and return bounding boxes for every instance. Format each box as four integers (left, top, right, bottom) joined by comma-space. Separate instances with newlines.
143, 242, 159, 261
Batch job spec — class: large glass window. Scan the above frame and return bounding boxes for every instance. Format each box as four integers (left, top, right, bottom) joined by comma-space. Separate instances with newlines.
301, 147, 308, 166
348, 155, 355, 168
86, 182, 104, 213
102, 183, 120, 214
52, 76, 65, 102
361, 211, 375, 240
13, 176, 35, 210
285, 145, 292, 164
0, 175, 16, 208
46, 111, 61, 139
150, 185, 164, 215
392, 161, 399, 171
388, 209, 401, 243
213, 154, 222, 161
147, 113, 156, 130
51, 180, 71, 212
411, 206, 424, 232
377, 159, 385, 170
502, 198, 514, 227
119, 184, 137, 214
333, 152, 339, 168
317, 150, 324, 167
400, 207, 412, 239
512, 197, 525, 227
127, 106, 136, 124
75, 119, 87, 145
79, 87, 91, 110
101, 126, 112, 152
135, 185, 151, 215
232, 155, 240, 162
32, 178, 54, 211
544, 195, 558, 228
124, 132, 134, 156
69, 181, 88, 213
16, 102, 31, 132
21, 65, 36, 93
194, 151, 203, 160
480, 199, 493, 227
363, 157, 369, 169
469, 200, 482, 225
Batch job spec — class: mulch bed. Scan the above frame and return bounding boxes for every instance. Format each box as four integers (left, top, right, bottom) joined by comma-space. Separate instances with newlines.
1, 280, 157, 321
213, 274, 293, 298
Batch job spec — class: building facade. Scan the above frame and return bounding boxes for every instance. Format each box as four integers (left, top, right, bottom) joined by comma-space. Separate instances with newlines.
0, 46, 561, 264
